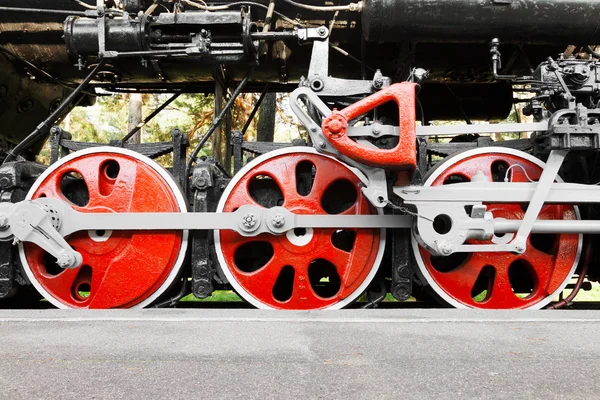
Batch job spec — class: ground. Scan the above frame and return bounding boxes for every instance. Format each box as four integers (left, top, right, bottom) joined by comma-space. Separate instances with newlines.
1, 309, 599, 399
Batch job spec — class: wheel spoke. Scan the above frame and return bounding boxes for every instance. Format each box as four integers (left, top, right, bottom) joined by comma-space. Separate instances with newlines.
430, 253, 488, 302
221, 179, 266, 211
485, 269, 522, 308
249, 162, 299, 207
319, 243, 352, 277
240, 257, 286, 300
287, 273, 327, 308
310, 167, 341, 200
40, 268, 81, 304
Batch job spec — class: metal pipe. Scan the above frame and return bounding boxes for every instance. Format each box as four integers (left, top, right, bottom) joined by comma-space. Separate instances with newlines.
493, 220, 600, 234
0, 6, 87, 16
396, 183, 600, 204
549, 242, 591, 309
416, 122, 547, 136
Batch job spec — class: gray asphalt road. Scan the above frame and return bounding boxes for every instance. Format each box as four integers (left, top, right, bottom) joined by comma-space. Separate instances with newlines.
0, 309, 599, 399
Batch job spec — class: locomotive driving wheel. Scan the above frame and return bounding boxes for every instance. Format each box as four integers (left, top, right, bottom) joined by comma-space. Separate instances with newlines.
19, 148, 188, 309
412, 147, 582, 309
215, 148, 385, 310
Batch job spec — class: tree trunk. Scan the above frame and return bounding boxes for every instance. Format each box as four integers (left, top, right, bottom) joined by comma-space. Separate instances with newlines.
223, 97, 232, 173
212, 81, 224, 163
127, 93, 143, 144
257, 92, 276, 142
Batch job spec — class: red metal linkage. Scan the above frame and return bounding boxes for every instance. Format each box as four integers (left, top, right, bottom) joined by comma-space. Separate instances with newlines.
321, 82, 417, 170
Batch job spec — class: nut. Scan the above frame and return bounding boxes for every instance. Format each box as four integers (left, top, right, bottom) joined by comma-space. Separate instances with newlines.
0, 214, 8, 231
242, 213, 257, 229
56, 253, 76, 269
373, 77, 384, 89
514, 240, 527, 253
324, 114, 347, 136
439, 243, 453, 256
271, 214, 285, 228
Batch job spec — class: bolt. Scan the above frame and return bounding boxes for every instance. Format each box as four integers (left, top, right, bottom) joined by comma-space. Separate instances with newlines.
0, 177, 9, 189
50, 126, 61, 135
318, 27, 327, 36
242, 213, 257, 229
514, 240, 527, 253
56, 253, 76, 269
392, 287, 410, 302
373, 77, 384, 89
399, 268, 411, 278
325, 115, 346, 136
18, 99, 34, 113
318, 141, 326, 149
439, 243, 453, 256
372, 125, 382, 136
0, 214, 8, 231
272, 214, 285, 228
15, 211, 29, 228
195, 177, 207, 189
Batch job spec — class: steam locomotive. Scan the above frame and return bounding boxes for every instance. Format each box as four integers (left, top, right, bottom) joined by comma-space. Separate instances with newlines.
1, 0, 599, 309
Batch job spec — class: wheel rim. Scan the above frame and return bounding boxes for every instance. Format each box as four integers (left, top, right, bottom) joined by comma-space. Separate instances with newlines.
19, 148, 188, 309
412, 147, 582, 309
215, 148, 385, 310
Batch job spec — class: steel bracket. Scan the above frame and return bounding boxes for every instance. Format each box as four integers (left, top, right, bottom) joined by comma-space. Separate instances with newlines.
289, 87, 390, 206
305, 39, 391, 97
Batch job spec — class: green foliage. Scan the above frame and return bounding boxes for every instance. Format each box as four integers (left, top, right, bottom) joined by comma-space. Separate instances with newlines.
32, 87, 312, 167
36, 92, 219, 166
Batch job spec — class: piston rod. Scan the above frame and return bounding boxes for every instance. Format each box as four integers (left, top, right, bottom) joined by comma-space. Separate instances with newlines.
493, 220, 600, 234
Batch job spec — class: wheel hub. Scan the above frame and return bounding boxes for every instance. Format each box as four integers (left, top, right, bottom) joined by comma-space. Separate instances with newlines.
285, 227, 314, 247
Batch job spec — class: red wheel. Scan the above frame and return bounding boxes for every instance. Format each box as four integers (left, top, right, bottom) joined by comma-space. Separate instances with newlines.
412, 147, 582, 309
19, 148, 188, 309
215, 148, 385, 310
